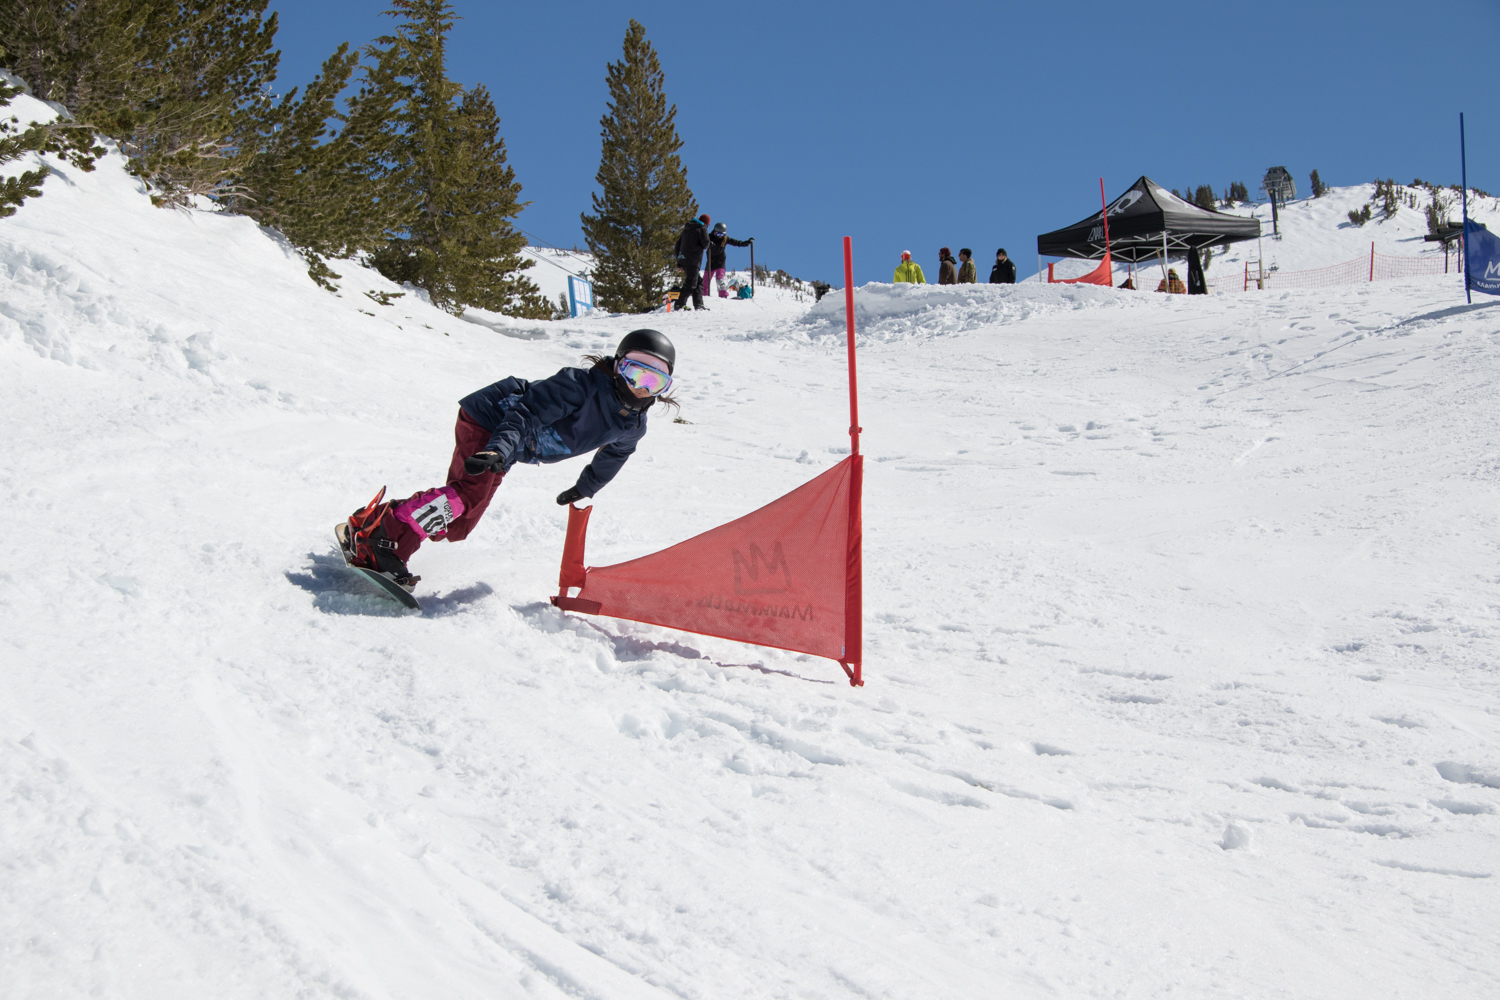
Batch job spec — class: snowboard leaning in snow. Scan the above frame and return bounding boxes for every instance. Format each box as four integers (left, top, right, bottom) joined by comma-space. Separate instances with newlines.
334, 522, 421, 610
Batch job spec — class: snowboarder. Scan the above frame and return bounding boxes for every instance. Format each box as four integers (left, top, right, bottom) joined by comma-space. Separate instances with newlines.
704, 222, 753, 298
893, 251, 925, 283
957, 248, 978, 283
338, 330, 678, 601
674, 215, 711, 311
989, 248, 1016, 284
937, 247, 959, 285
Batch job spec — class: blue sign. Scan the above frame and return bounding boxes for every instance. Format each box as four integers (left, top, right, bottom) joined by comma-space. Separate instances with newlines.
567, 275, 594, 316
1465, 221, 1500, 297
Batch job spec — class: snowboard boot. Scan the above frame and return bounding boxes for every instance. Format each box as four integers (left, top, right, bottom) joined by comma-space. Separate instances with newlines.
342, 487, 420, 591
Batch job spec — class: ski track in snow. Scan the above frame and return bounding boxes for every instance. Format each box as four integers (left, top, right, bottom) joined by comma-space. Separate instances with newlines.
3, 93, 1500, 998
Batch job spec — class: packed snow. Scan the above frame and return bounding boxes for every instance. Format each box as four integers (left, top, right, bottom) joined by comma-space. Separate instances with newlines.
4, 90, 1500, 998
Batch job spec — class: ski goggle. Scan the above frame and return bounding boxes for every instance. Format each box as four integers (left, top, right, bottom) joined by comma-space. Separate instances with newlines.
616, 358, 673, 395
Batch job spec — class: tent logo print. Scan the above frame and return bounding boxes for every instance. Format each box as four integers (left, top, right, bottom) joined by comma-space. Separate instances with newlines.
733, 542, 792, 595
1105, 190, 1143, 217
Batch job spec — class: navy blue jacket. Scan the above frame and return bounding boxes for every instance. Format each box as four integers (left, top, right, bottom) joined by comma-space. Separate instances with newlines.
458, 365, 649, 497
674, 219, 710, 270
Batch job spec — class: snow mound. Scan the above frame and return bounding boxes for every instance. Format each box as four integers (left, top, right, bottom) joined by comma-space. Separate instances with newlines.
757, 281, 1143, 344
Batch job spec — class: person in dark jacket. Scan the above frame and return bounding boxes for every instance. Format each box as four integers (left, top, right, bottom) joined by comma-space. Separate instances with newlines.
340, 330, 678, 593
989, 248, 1017, 284
674, 214, 712, 310
704, 222, 753, 298
937, 247, 959, 285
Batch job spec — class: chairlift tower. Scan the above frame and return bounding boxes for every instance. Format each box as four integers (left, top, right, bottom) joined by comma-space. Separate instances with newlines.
1263, 166, 1296, 239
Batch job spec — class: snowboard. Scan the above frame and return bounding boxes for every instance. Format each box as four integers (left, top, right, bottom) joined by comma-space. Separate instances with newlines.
334, 522, 421, 610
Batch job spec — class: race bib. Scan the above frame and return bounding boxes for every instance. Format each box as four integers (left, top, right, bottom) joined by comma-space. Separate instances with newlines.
394, 487, 466, 540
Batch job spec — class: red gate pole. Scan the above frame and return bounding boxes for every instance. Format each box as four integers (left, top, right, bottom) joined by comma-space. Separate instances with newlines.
841, 237, 864, 687
1099, 178, 1112, 283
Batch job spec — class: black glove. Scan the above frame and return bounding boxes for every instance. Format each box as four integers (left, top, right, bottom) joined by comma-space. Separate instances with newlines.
556, 486, 584, 506
464, 451, 501, 476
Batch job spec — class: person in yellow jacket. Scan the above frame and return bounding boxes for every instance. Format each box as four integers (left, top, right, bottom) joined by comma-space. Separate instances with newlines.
893, 250, 925, 283
1155, 268, 1186, 294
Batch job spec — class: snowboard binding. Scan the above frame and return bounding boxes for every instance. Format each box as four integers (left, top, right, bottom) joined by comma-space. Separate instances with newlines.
336, 487, 421, 608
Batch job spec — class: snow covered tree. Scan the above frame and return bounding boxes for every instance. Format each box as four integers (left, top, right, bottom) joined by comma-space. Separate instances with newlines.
363, 0, 545, 316
1309, 169, 1327, 198
581, 19, 698, 313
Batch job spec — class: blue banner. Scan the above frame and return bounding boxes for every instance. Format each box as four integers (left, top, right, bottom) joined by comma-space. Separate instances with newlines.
1465, 220, 1500, 296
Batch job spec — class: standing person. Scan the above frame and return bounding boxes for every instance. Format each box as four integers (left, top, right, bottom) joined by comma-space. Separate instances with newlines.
989, 248, 1017, 284
893, 250, 926, 283
673, 214, 711, 311
704, 222, 753, 299
938, 247, 959, 285
957, 248, 978, 283
338, 330, 679, 595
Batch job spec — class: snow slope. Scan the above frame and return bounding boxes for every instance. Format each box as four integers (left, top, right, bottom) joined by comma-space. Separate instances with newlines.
4, 92, 1500, 998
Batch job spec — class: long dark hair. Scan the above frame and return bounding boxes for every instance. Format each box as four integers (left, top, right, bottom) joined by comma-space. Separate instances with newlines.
584, 354, 680, 412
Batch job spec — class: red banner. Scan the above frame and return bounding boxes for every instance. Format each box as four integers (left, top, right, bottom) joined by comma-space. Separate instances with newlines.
553, 456, 863, 682
1048, 251, 1113, 285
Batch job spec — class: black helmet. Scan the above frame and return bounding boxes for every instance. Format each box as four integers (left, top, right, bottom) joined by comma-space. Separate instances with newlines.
614, 328, 675, 373
712, 222, 727, 234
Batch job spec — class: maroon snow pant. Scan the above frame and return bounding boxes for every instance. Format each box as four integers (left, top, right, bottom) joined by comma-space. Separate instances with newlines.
381, 408, 503, 563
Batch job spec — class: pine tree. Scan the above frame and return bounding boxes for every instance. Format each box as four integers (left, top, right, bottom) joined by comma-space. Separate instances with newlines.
581, 19, 697, 313
0, 22, 113, 216
1192, 184, 1216, 211
230, 42, 407, 287
1229, 180, 1249, 202
0, 0, 281, 204
364, 0, 544, 316
1309, 169, 1326, 198
0, 70, 51, 217
1424, 186, 1451, 235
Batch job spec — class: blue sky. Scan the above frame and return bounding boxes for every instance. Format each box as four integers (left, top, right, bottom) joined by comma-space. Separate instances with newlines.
266, 0, 1500, 285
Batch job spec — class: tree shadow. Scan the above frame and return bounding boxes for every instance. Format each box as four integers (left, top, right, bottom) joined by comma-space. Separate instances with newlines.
1389, 299, 1500, 328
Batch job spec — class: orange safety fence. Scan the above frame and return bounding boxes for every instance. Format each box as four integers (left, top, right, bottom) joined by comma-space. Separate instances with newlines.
1202, 241, 1462, 293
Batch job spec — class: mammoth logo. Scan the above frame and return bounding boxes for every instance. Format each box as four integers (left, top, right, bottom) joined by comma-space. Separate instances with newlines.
1106, 189, 1143, 217
733, 542, 793, 595
1484, 260, 1500, 281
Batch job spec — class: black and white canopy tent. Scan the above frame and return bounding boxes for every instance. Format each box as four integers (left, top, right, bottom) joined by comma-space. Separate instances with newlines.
1037, 176, 1261, 264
